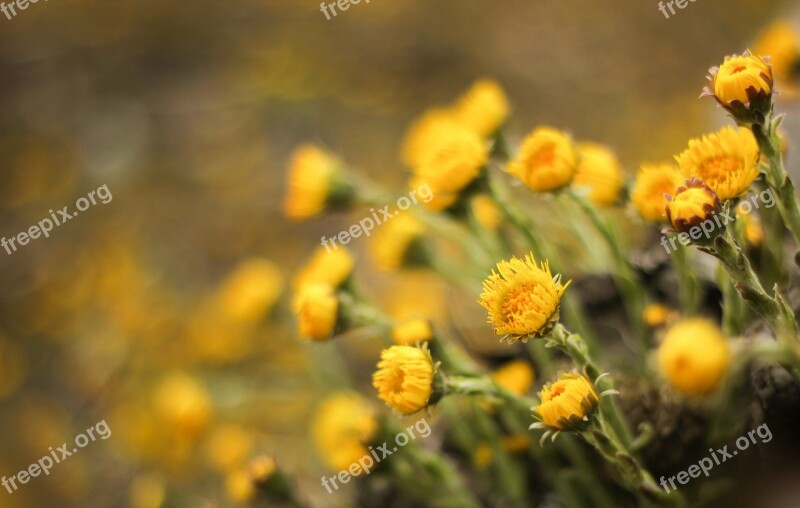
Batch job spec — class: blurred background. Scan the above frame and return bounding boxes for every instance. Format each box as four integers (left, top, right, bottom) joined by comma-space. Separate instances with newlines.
0, 0, 798, 506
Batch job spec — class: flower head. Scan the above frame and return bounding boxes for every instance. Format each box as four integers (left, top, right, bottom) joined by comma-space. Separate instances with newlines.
292, 284, 339, 341
401, 108, 461, 168
470, 195, 502, 231
675, 126, 760, 200
479, 253, 571, 341
631, 163, 684, 222
413, 126, 488, 195
706, 52, 773, 107
452, 79, 510, 137
311, 392, 377, 471
154, 373, 212, 437
283, 144, 350, 220
492, 359, 535, 396
373, 345, 437, 415
658, 319, 731, 396
216, 258, 283, 324
666, 178, 722, 235
508, 127, 577, 192
392, 319, 433, 345
643, 303, 678, 328
369, 213, 426, 271
572, 142, 624, 206
535, 372, 598, 431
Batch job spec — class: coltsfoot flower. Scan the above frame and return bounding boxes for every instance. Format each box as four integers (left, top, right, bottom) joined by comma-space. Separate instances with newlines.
154, 373, 212, 437
413, 126, 488, 195
492, 359, 534, 396
311, 392, 377, 471
369, 213, 426, 271
675, 126, 760, 200
401, 108, 461, 168
216, 258, 283, 324
643, 303, 678, 328
706, 52, 773, 106
479, 253, 571, 341
452, 79, 510, 138
293, 284, 339, 341
283, 144, 351, 220
470, 194, 502, 231
392, 319, 433, 345
572, 142, 623, 206
373, 344, 437, 415
508, 127, 577, 192
533, 372, 599, 432
658, 319, 731, 396
665, 178, 722, 236
631, 163, 683, 222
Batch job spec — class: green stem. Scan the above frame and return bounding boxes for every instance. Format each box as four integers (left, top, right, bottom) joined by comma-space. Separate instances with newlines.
670, 246, 701, 315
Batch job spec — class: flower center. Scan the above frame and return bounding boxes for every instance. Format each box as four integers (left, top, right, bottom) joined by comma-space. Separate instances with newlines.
389, 367, 405, 394
699, 156, 742, 182
501, 285, 539, 324
532, 144, 556, 168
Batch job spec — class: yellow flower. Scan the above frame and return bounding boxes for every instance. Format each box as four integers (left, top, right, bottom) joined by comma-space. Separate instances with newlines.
631, 163, 683, 222
740, 211, 764, 247
643, 304, 677, 328
658, 319, 731, 396
154, 373, 212, 437
401, 108, 461, 168
492, 359, 534, 396
479, 253, 571, 341
216, 258, 283, 324
470, 195, 502, 231
283, 144, 349, 220
408, 176, 459, 212
572, 142, 624, 206
675, 126, 760, 200
413, 126, 488, 194
248, 456, 277, 482
129, 474, 166, 508
226, 468, 255, 503
369, 213, 426, 271
452, 79, 510, 137
293, 284, 338, 341
754, 22, 800, 89
392, 319, 433, 345
508, 127, 577, 192
292, 246, 355, 290
311, 392, 377, 471
535, 372, 598, 431
707, 52, 773, 106
665, 178, 722, 235
373, 345, 436, 415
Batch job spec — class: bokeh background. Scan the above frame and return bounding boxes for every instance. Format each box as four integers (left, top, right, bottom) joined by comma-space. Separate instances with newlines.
0, 0, 797, 506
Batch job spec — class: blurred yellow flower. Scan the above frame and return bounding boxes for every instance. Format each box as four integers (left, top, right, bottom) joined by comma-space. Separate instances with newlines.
392, 319, 433, 345
408, 175, 459, 212
492, 359, 534, 396
311, 392, 377, 471
754, 22, 799, 89
216, 258, 283, 324
369, 213, 426, 271
508, 127, 577, 192
572, 142, 623, 206
666, 178, 722, 235
373, 345, 436, 415
401, 108, 461, 168
631, 163, 683, 222
709, 52, 773, 106
293, 284, 339, 341
643, 304, 677, 328
470, 194, 502, 231
154, 373, 212, 437
292, 245, 355, 290
452, 79, 510, 138
658, 319, 731, 396
479, 253, 570, 341
226, 468, 255, 503
535, 372, 598, 431
204, 424, 254, 472
413, 126, 488, 195
676, 126, 760, 200
283, 144, 348, 220
248, 455, 277, 482
740, 211, 764, 247
129, 473, 166, 508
